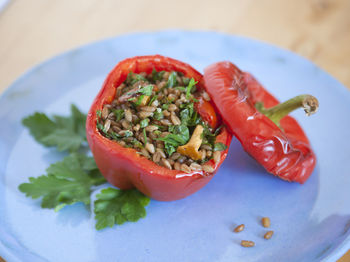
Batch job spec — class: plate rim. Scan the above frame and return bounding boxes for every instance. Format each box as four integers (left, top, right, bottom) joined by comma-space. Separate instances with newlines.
0, 29, 349, 262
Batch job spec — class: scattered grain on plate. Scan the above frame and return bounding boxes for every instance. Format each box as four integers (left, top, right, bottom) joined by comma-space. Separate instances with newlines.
240, 240, 255, 247
264, 231, 274, 240
234, 224, 245, 233
262, 217, 271, 228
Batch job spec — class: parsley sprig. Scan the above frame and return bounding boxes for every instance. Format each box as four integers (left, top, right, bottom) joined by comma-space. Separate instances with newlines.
19, 153, 106, 211
94, 188, 150, 230
19, 105, 150, 230
22, 105, 87, 152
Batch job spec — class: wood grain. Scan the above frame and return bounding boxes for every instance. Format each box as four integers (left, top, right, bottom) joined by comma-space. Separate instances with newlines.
0, 0, 349, 261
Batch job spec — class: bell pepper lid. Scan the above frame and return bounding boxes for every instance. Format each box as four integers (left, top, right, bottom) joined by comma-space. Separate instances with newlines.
202, 61, 317, 183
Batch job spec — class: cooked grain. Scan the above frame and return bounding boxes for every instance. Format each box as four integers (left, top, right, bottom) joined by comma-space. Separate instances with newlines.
234, 224, 245, 233
202, 91, 211, 101
190, 163, 202, 171
141, 148, 150, 158
174, 162, 181, 170
161, 158, 172, 169
201, 144, 212, 151
160, 119, 171, 126
102, 106, 109, 119
121, 119, 131, 130
206, 150, 212, 158
262, 217, 271, 228
264, 231, 274, 240
241, 240, 255, 247
140, 106, 156, 112
162, 110, 170, 117
152, 152, 161, 163
156, 148, 166, 158
170, 113, 181, 125
167, 94, 177, 101
125, 109, 132, 122
151, 100, 159, 107
202, 165, 214, 173
112, 126, 122, 133
177, 156, 187, 163
133, 124, 140, 132
145, 125, 158, 132
168, 104, 177, 112
145, 143, 155, 154
213, 151, 221, 164
200, 149, 206, 160
170, 152, 181, 160
180, 164, 191, 173
104, 120, 111, 132
139, 111, 153, 119
118, 130, 133, 137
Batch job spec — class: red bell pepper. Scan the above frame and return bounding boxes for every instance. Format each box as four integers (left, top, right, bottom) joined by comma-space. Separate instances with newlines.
204, 61, 318, 183
86, 55, 232, 201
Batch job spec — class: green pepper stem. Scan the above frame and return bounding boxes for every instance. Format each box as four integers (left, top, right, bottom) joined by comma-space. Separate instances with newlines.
256, 94, 319, 126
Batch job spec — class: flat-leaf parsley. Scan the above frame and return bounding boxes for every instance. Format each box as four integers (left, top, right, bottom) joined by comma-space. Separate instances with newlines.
22, 105, 87, 152
94, 188, 150, 230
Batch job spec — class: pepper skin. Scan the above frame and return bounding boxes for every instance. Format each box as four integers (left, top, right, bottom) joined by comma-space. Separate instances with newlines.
86, 55, 232, 201
203, 61, 316, 183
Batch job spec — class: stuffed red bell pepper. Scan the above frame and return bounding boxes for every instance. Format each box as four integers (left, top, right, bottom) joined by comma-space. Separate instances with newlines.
86, 55, 232, 201
204, 61, 318, 183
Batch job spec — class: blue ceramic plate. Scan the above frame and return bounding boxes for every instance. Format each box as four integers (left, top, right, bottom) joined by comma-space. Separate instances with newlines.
1, 31, 350, 262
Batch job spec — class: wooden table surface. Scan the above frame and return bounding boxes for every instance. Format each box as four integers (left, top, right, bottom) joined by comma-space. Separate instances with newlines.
0, 0, 349, 261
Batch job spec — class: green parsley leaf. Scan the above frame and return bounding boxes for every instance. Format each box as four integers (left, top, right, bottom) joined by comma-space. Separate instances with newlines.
180, 103, 199, 126
126, 72, 147, 85
122, 130, 133, 138
162, 104, 169, 110
94, 188, 150, 230
182, 77, 190, 86
148, 95, 158, 106
185, 78, 198, 99
153, 108, 163, 120
139, 85, 153, 96
140, 118, 150, 128
151, 69, 165, 82
113, 109, 125, 121
154, 130, 162, 136
97, 122, 122, 141
214, 142, 227, 151
143, 128, 147, 144
175, 86, 186, 92
18, 153, 106, 211
213, 125, 223, 136
132, 139, 143, 149
22, 104, 87, 152
157, 125, 189, 155
134, 95, 145, 106
166, 72, 178, 88
164, 143, 176, 156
